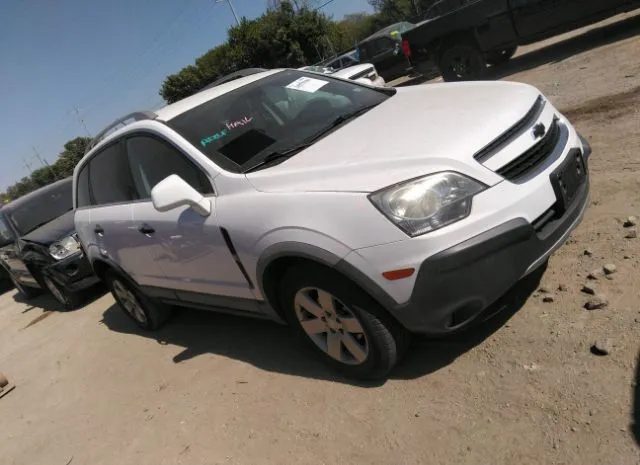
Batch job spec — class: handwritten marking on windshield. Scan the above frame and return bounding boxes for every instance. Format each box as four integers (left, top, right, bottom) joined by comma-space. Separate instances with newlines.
200, 129, 228, 147
226, 116, 253, 130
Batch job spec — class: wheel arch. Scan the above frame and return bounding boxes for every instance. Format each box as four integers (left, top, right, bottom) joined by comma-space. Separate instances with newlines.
91, 257, 137, 289
257, 243, 400, 325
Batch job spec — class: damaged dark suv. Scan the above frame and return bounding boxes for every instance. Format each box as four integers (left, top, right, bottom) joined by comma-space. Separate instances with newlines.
0, 177, 99, 308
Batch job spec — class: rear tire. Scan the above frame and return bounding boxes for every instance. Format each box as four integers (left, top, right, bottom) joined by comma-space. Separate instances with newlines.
486, 46, 517, 66
278, 264, 410, 380
105, 270, 172, 330
439, 42, 486, 81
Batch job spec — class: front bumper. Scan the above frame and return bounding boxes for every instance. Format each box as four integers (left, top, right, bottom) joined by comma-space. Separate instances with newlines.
394, 174, 589, 334
341, 130, 591, 334
44, 252, 100, 292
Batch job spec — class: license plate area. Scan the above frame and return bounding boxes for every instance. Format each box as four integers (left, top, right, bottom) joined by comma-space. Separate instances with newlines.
550, 149, 586, 214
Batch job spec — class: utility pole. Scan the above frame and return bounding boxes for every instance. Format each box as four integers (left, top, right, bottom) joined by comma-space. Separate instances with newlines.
21, 156, 33, 176
215, 0, 240, 26
32, 146, 50, 168
73, 105, 92, 138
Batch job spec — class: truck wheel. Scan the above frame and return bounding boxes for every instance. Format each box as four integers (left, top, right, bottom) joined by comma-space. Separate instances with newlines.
105, 270, 172, 330
439, 43, 486, 81
486, 46, 517, 66
278, 264, 411, 380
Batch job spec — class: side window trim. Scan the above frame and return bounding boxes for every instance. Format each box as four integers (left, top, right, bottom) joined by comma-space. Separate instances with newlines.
123, 131, 215, 199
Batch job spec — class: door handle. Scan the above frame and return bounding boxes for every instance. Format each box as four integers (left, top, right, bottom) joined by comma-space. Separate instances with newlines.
138, 224, 155, 235
94, 225, 104, 236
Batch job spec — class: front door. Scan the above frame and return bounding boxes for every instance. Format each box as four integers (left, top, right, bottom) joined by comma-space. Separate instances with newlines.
124, 133, 256, 308
0, 215, 30, 284
76, 141, 155, 286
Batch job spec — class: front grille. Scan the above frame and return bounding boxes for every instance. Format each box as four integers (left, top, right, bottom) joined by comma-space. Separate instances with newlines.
497, 117, 561, 181
474, 96, 545, 163
350, 67, 376, 80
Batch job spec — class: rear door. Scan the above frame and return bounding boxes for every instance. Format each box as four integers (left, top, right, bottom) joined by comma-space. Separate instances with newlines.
123, 132, 257, 308
509, 0, 585, 37
77, 141, 155, 286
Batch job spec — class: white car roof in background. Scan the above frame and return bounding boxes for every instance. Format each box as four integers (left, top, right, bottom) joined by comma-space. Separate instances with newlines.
332, 63, 375, 80
155, 69, 284, 121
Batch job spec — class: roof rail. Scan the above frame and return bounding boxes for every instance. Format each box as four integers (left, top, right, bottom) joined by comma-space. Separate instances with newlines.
85, 111, 158, 154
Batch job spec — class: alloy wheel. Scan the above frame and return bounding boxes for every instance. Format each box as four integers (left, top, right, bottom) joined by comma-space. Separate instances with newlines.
44, 276, 67, 305
293, 287, 369, 365
112, 279, 147, 324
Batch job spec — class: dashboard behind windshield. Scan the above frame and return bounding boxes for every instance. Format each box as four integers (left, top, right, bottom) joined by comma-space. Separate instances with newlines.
167, 70, 392, 173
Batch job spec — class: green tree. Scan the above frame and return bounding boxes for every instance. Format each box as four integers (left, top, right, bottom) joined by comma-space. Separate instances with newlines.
160, 1, 335, 103
1, 136, 91, 201
160, 65, 205, 104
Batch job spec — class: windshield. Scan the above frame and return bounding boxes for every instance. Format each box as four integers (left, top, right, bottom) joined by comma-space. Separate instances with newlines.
167, 70, 392, 173
7, 181, 73, 236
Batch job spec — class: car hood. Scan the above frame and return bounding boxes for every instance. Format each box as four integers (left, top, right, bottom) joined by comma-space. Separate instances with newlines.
21, 210, 76, 246
246, 81, 541, 193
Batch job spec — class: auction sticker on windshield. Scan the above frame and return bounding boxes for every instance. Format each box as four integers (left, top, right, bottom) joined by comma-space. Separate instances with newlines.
286, 76, 328, 93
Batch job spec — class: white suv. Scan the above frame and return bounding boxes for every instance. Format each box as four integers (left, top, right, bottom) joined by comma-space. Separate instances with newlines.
73, 69, 590, 379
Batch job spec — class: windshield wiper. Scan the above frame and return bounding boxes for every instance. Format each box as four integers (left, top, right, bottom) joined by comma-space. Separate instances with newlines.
244, 104, 379, 173
244, 145, 308, 173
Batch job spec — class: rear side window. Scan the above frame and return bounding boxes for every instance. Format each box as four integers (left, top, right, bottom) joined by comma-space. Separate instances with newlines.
125, 135, 213, 200
76, 165, 91, 208
88, 143, 135, 206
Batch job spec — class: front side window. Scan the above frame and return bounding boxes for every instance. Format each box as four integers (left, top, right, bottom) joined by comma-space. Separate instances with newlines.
76, 164, 91, 208
167, 70, 392, 173
6, 180, 73, 236
0, 216, 15, 246
125, 135, 213, 199
88, 143, 135, 206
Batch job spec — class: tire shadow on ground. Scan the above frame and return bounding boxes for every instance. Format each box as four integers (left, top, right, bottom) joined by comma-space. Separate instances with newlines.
396, 13, 640, 88
13, 284, 107, 314
100, 266, 544, 387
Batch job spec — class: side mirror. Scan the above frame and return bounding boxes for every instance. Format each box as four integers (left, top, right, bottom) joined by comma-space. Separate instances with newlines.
151, 175, 211, 217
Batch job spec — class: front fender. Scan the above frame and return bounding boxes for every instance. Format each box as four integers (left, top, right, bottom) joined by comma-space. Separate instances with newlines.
247, 229, 354, 300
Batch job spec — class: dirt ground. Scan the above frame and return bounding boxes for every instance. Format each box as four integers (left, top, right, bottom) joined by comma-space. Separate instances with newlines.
1, 12, 639, 465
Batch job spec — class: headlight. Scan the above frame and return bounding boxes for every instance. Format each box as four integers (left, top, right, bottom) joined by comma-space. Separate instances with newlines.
369, 172, 486, 237
49, 235, 81, 260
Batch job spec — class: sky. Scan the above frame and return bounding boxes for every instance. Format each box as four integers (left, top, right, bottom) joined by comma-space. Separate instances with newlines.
0, 0, 373, 191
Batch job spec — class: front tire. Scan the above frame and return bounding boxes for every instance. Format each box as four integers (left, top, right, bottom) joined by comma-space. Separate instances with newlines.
42, 274, 82, 310
279, 265, 410, 380
439, 42, 486, 81
105, 271, 172, 330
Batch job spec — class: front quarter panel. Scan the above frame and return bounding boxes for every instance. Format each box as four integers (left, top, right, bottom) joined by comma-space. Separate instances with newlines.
216, 189, 408, 300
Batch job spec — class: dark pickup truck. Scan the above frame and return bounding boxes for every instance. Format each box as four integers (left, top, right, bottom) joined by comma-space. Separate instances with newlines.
401, 0, 640, 81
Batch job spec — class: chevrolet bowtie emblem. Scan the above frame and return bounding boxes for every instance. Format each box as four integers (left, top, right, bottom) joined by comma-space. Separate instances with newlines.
532, 122, 546, 139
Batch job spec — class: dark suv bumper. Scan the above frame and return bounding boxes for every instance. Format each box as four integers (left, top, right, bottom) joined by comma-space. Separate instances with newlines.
391, 154, 590, 335
44, 252, 100, 292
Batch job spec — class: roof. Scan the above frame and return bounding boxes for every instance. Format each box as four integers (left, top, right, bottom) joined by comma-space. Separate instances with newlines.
200, 68, 267, 91
155, 69, 283, 122
3, 178, 72, 214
